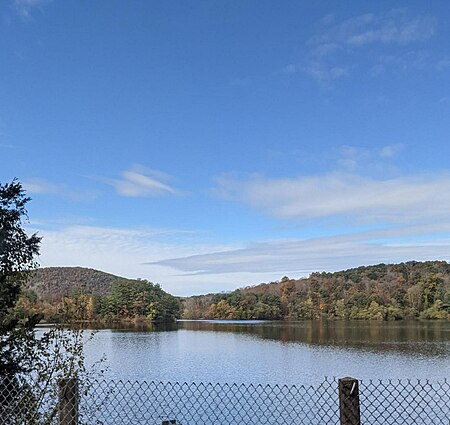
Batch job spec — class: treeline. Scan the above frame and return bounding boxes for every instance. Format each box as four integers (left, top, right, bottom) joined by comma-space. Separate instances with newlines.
182, 261, 450, 320
18, 271, 181, 323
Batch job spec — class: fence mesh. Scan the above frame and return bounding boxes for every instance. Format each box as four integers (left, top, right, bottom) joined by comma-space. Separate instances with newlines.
360, 379, 450, 425
0, 376, 448, 424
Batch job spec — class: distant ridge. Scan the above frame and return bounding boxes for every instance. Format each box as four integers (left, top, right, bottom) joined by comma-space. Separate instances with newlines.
182, 260, 450, 320
27, 267, 128, 302
24, 266, 180, 323
25, 261, 450, 321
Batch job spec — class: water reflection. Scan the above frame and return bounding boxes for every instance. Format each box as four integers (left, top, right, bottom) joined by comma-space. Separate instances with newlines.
81, 320, 449, 383
86, 322, 179, 333
82, 320, 449, 358
175, 320, 450, 357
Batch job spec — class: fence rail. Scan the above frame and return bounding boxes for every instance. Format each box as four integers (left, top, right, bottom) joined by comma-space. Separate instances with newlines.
1, 376, 449, 424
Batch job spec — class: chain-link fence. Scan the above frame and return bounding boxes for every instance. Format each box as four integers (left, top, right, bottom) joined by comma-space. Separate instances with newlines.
0, 376, 448, 425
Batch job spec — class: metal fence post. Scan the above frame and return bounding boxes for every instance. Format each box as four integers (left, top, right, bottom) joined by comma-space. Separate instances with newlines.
338, 377, 361, 425
58, 377, 79, 425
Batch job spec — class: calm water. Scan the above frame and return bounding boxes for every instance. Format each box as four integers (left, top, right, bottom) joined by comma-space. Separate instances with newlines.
82, 320, 449, 385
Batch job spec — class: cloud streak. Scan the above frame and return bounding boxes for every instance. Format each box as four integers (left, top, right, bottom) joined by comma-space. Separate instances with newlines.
24, 178, 65, 195
104, 166, 181, 197
31, 220, 450, 296
214, 171, 450, 222
23, 178, 96, 202
23, 178, 97, 202
149, 227, 450, 276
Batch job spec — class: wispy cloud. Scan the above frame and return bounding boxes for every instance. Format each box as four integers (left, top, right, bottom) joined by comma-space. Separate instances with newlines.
281, 64, 298, 75
370, 50, 431, 76
338, 144, 403, 171
214, 171, 450, 223
149, 226, 450, 277
104, 165, 181, 197
24, 178, 64, 195
379, 144, 403, 158
304, 64, 349, 82
12, 0, 51, 20
311, 11, 435, 52
31, 218, 450, 296
303, 10, 436, 82
32, 222, 236, 296
23, 178, 96, 202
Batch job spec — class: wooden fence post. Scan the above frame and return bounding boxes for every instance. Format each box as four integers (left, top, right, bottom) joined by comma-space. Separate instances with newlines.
338, 377, 361, 425
58, 378, 79, 425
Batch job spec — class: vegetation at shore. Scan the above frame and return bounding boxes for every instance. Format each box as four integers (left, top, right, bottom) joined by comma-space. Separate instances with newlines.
16, 261, 450, 323
182, 261, 450, 321
20, 267, 181, 323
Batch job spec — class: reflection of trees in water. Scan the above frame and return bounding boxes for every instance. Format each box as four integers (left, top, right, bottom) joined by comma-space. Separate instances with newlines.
91, 322, 179, 333
177, 320, 450, 357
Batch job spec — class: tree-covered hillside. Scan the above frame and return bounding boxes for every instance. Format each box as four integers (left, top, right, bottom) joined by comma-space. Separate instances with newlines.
27, 267, 125, 300
182, 261, 450, 320
19, 267, 180, 323
18, 262, 450, 323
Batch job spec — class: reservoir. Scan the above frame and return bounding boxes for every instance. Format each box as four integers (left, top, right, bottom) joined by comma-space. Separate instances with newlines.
83, 320, 449, 385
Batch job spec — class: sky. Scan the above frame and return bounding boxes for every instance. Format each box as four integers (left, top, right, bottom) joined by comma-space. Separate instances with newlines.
1, 1, 450, 296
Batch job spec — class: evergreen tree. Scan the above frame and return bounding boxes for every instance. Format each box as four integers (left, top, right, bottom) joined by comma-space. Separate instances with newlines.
0, 179, 41, 378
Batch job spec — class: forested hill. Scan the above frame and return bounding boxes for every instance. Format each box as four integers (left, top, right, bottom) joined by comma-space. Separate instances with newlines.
21, 262, 450, 322
21, 267, 181, 323
182, 261, 450, 320
27, 267, 126, 302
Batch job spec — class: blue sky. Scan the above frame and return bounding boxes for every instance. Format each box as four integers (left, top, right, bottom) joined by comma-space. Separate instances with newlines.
2, 1, 450, 295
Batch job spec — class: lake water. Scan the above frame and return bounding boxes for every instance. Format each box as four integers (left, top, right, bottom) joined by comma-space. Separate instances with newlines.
83, 320, 450, 385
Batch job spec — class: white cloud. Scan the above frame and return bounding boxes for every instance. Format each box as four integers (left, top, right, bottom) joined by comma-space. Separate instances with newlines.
346, 15, 435, 46
23, 178, 63, 195
371, 50, 431, 75
12, 0, 51, 20
149, 228, 450, 279
23, 178, 96, 202
214, 171, 450, 222
312, 11, 435, 52
338, 145, 371, 170
336, 144, 403, 171
32, 222, 240, 296
379, 144, 403, 158
304, 63, 349, 82
104, 166, 180, 197
31, 220, 450, 297
305, 10, 436, 82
